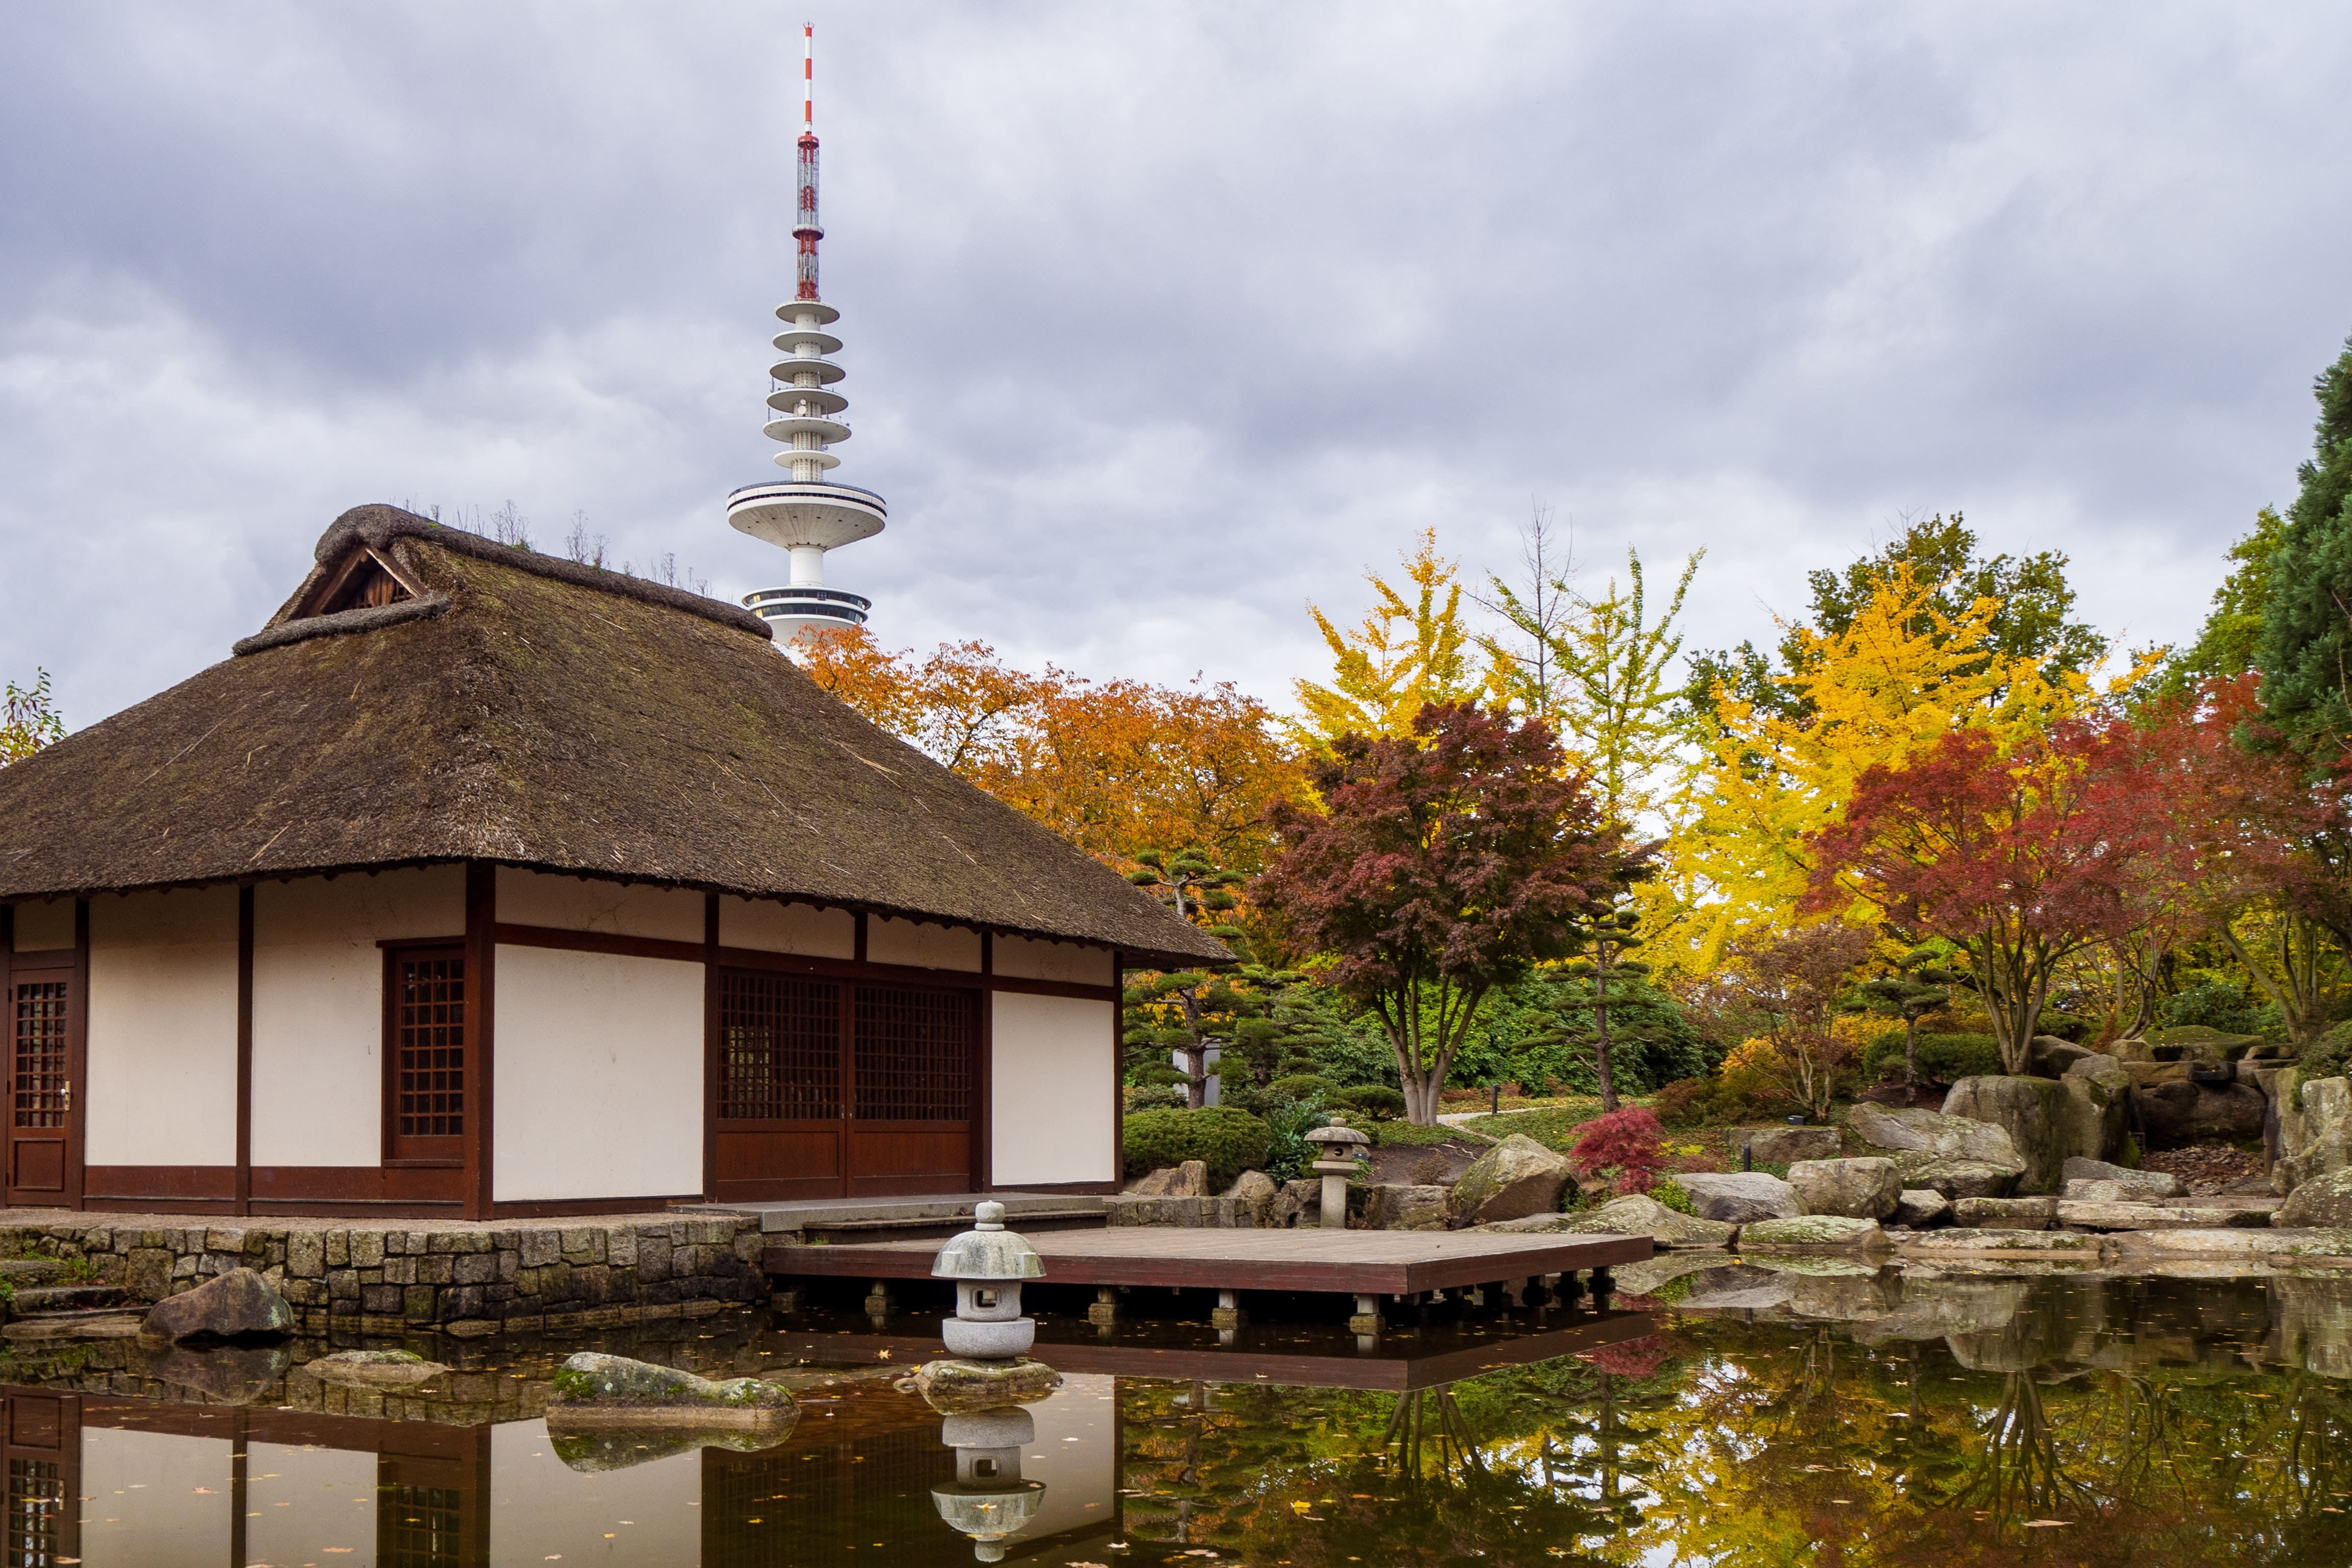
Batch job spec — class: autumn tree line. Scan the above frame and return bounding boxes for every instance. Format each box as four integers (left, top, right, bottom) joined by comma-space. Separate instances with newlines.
7, 332, 2351, 1134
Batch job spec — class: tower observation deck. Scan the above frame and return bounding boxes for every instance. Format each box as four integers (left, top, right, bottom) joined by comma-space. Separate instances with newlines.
728, 22, 884, 646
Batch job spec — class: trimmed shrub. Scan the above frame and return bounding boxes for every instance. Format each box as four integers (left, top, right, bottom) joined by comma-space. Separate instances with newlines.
1649, 1179, 1696, 1215
1265, 1073, 1342, 1104
1331, 1085, 1405, 1122
1120, 1106, 1273, 1189
1861, 1031, 2002, 1085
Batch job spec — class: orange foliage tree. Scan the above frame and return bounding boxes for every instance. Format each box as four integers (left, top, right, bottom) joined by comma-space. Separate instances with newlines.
797, 628, 1305, 871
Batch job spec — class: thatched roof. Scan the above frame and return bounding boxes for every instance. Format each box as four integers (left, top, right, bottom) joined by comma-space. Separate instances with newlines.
0, 505, 1228, 968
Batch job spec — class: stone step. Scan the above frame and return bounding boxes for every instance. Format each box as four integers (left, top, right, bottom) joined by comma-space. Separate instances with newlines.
9, 1284, 128, 1315
0, 1309, 145, 1342
0, 1259, 78, 1284
2057, 1201, 2272, 1232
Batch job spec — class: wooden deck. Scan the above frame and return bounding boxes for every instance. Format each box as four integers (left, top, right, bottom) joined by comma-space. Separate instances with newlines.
765, 1226, 1650, 1296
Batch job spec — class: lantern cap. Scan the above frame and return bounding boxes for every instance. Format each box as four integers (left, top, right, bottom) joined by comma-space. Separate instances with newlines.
932, 1202, 1046, 1280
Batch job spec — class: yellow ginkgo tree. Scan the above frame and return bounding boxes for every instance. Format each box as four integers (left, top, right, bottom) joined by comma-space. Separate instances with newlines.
1663, 564, 2093, 970
1292, 529, 1483, 748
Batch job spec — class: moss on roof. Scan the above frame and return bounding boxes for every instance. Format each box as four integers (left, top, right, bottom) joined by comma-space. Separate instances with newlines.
0, 505, 1228, 968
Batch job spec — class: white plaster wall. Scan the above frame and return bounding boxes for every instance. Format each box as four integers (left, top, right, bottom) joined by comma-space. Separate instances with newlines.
80, 1426, 235, 1567
246, 1440, 379, 1568
1020, 1374, 1121, 1542
869, 916, 982, 972
86, 887, 237, 1167
251, 867, 465, 1167
9, 898, 74, 951
491, 1419, 701, 1567
498, 867, 702, 942
995, 935, 1115, 986
719, 895, 853, 958
494, 945, 702, 1202
990, 992, 1115, 1186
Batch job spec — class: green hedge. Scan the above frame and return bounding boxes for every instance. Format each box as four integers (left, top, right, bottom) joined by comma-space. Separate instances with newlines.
1862, 1030, 2002, 1084
1265, 1073, 1341, 1104
1121, 1107, 1274, 1189
1330, 1085, 1405, 1122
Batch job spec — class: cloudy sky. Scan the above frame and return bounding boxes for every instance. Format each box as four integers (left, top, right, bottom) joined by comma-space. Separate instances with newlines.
4, 3, 2349, 728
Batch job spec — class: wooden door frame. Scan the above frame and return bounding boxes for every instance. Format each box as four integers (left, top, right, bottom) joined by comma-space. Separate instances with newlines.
1, 901, 88, 1212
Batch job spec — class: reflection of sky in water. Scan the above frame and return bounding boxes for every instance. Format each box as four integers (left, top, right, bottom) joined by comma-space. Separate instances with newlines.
26, 1270, 2352, 1564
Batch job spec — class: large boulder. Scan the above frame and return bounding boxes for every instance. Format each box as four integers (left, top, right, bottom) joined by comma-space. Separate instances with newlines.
1224, 1169, 1278, 1218
1569, 1193, 1735, 1249
2060, 1156, 2183, 1199
1893, 1189, 1951, 1228
1897, 1159, 2022, 1200
1130, 1162, 1210, 1197
1953, 1196, 2058, 1231
1942, 1075, 2119, 1193
1785, 1157, 1902, 1220
1445, 1134, 1573, 1226
2136, 1079, 2267, 1148
1849, 1100, 2028, 1197
2276, 1073, 2352, 1196
2027, 1036, 2102, 1079
1743, 1125, 1841, 1164
1738, 1215, 1889, 1251
1362, 1184, 1450, 1231
1675, 1171, 1801, 1224
139, 1268, 293, 1343
2278, 1166, 2352, 1230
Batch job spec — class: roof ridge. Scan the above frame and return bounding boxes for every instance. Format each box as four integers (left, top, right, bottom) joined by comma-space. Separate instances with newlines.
304, 505, 773, 643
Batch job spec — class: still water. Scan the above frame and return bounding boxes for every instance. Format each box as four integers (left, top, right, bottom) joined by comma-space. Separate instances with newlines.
8, 1263, 2352, 1566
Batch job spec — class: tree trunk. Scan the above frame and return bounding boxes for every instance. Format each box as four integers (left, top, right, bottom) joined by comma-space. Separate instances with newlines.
1593, 947, 1620, 1113
1401, 1071, 1445, 1126
1903, 1014, 1919, 1087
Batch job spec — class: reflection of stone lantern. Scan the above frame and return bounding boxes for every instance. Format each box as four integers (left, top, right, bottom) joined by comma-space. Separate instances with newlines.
932, 1200, 1045, 1359
1304, 1116, 1370, 1230
930, 1406, 1046, 1563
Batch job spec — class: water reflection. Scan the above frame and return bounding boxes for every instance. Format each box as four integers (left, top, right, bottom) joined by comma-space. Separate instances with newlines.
5, 1272, 2352, 1563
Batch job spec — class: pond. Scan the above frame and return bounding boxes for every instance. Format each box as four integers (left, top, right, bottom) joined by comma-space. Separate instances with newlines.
10, 1263, 2352, 1565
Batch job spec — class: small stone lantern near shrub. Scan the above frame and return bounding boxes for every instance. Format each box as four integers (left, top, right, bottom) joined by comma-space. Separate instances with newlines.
932, 1200, 1046, 1359
1304, 1116, 1370, 1231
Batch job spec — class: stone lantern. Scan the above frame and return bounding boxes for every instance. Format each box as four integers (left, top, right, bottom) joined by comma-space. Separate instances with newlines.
931, 1200, 1046, 1359
1304, 1116, 1370, 1231
930, 1406, 1045, 1563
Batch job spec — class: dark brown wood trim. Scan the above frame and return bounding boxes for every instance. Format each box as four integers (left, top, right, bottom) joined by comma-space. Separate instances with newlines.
492, 1194, 701, 1218
465, 863, 496, 1220
491, 922, 705, 964
701, 892, 720, 1203
69, 898, 87, 1211
235, 885, 254, 1217
254, 1165, 467, 1204
1112, 954, 1125, 1190
83, 1165, 238, 1202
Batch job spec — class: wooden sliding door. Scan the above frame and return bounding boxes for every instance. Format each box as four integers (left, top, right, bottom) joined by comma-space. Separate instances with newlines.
712, 971, 976, 1202
6, 959, 81, 1209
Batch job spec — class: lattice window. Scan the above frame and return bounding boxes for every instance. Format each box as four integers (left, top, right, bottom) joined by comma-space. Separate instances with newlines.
393, 952, 464, 1143
720, 972, 841, 1120
852, 985, 975, 1121
5, 1457, 60, 1567
11, 982, 68, 1131
381, 1482, 464, 1568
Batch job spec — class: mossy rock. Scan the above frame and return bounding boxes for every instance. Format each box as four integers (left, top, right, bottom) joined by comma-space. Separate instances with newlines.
1737, 1214, 1889, 1250
910, 1357, 1064, 1413
546, 1353, 795, 1430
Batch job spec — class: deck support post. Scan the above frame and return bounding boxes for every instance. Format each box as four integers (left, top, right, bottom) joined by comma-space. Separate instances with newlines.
1589, 1267, 1615, 1306
770, 1286, 801, 1314
864, 1280, 895, 1322
1501, 1277, 1527, 1308
1348, 1292, 1382, 1338
1211, 1289, 1245, 1331
1087, 1286, 1120, 1327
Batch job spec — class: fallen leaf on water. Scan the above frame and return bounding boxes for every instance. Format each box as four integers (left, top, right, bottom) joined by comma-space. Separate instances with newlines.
2022, 1520, 2071, 1529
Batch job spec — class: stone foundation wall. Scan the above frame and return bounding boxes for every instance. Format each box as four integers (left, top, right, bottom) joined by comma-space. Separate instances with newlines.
0, 1217, 767, 1336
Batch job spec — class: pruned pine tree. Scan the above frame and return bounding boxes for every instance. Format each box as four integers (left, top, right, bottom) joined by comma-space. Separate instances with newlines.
1121, 847, 1289, 1108
1558, 902, 1651, 1112
1851, 944, 1957, 1088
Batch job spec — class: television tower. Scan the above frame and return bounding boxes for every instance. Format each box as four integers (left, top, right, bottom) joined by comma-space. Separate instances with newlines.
728, 22, 885, 646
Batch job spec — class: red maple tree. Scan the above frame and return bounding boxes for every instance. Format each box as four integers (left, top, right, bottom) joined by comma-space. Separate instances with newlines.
1253, 702, 1648, 1124
1807, 722, 2164, 1073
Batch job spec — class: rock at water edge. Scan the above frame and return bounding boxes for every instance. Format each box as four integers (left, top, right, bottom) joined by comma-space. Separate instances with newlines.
548, 1353, 796, 1429
1566, 1193, 1735, 1248
301, 1349, 450, 1387
2280, 1166, 2352, 1229
1444, 1134, 1574, 1226
1785, 1157, 1902, 1220
139, 1268, 294, 1343
910, 1357, 1065, 1413
1893, 1189, 1951, 1228
1952, 1196, 2059, 1232
1676, 1171, 1801, 1224
2060, 1157, 2183, 1199
1738, 1215, 1889, 1251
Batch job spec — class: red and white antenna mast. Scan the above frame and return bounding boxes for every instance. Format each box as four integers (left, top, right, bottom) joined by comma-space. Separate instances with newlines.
726, 19, 888, 650
794, 21, 822, 302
